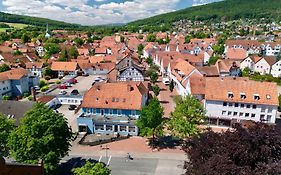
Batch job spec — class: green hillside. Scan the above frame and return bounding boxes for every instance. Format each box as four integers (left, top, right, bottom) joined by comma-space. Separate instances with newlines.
128, 0, 281, 27
0, 12, 82, 29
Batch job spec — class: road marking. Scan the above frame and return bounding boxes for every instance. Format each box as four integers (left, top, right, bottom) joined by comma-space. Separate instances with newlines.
107, 156, 112, 166
99, 155, 102, 162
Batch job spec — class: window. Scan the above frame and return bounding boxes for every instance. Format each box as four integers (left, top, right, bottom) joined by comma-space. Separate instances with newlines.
233, 112, 238, 116
245, 113, 250, 117
93, 109, 96, 114
235, 103, 239, 107
267, 115, 272, 121
106, 125, 113, 131
246, 104, 251, 108
268, 108, 272, 113
131, 110, 136, 116
228, 111, 232, 116
240, 93, 246, 99
120, 126, 127, 132
117, 109, 122, 115
228, 92, 234, 99
260, 114, 265, 121
240, 104, 245, 108
228, 103, 233, 107
222, 111, 226, 115
239, 112, 244, 117
109, 109, 113, 115
254, 94, 260, 100
251, 114, 256, 118
95, 125, 104, 131
253, 105, 257, 109
261, 108, 266, 113
223, 102, 227, 106
129, 126, 135, 132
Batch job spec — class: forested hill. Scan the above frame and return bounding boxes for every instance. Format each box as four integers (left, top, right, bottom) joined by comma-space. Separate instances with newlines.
0, 12, 81, 29
128, 0, 281, 27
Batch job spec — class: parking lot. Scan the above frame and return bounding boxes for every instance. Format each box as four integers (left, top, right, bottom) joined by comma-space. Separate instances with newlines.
48, 75, 107, 96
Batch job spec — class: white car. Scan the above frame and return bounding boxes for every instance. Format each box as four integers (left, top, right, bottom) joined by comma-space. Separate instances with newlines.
59, 90, 67, 95
162, 77, 170, 85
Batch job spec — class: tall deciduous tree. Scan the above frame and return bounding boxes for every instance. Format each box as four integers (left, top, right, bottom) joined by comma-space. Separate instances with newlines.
69, 46, 79, 59
8, 103, 73, 174
152, 85, 160, 97
149, 71, 158, 84
0, 64, 11, 72
169, 95, 206, 139
72, 161, 110, 175
137, 98, 164, 145
0, 114, 15, 157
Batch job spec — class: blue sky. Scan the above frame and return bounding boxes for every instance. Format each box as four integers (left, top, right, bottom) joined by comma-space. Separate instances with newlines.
0, 0, 220, 25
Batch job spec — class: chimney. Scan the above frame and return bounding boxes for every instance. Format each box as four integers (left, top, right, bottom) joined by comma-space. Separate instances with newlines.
31, 87, 36, 101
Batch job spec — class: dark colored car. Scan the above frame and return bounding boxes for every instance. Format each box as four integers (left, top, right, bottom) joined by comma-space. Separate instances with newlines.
68, 78, 78, 84
70, 89, 79, 96
68, 105, 77, 110
58, 84, 67, 89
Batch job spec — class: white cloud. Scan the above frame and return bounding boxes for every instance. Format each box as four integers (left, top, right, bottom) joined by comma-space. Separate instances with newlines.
2, 0, 181, 25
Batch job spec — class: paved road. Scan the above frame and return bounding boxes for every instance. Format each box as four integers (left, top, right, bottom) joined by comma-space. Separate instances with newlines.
60, 155, 184, 175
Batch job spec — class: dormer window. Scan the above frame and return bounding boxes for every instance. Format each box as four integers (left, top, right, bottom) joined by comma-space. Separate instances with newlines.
240, 93, 246, 99
254, 94, 260, 100
266, 94, 271, 100
228, 92, 234, 99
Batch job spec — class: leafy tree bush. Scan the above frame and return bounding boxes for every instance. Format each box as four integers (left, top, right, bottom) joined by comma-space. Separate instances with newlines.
44, 43, 61, 55
146, 57, 153, 65
149, 71, 158, 84
23, 92, 31, 98
43, 66, 53, 77
8, 103, 73, 174
39, 80, 47, 88
152, 85, 160, 97
208, 56, 219, 65
278, 95, 281, 112
0, 114, 15, 157
69, 46, 79, 59
137, 98, 164, 146
72, 161, 110, 175
169, 95, 206, 139
146, 34, 156, 42
185, 123, 281, 175
0, 64, 11, 72
74, 37, 84, 46
40, 85, 49, 92
2, 95, 11, 100
55, 80, 61, 84
169, 80, 174, 92
21, 34, 30, 43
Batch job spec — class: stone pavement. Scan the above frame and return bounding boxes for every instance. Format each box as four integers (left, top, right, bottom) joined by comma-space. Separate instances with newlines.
156, 77, 178, 118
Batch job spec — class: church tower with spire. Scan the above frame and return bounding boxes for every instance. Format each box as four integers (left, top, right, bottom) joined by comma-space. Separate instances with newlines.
45, 24, 51, 38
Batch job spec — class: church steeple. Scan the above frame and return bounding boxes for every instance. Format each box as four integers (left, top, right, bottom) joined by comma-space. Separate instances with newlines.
45, 24, 51, 38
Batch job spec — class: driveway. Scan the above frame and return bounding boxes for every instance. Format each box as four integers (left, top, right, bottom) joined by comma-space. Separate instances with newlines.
57, 105, 80, 132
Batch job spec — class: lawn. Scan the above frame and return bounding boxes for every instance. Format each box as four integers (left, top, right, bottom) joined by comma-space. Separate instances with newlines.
5, 22, 29, 29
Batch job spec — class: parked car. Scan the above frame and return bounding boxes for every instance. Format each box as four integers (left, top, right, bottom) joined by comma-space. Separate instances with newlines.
68, 78, 78, 84
59, 90, 67, 95
66, 82, 73, 87
162, 77, 170, 85
68, 105, 77, 110
58, 84, 67, 89
83, 73, 89, 77
70, 89, 79, 96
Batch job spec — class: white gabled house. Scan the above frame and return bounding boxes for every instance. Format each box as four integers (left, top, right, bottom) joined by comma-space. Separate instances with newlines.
253, 57, 275, 75
271, 60, 281, 77
167, 59, 203, 96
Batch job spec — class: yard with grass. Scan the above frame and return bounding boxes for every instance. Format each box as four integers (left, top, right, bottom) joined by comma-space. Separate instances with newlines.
0, 22, 29, 32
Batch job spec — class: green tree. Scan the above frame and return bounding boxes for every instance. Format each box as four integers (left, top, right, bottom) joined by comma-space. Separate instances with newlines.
45, 43, 61, 55
2, 95, 11, 100
74, 37, 84, 46
59, 48, 68, 61
0, 114, 15, 157
212, 44, 224, 55
72, 161, 111, 175
152, 85, 160, 97
120, 35, 125, 43
169, 80, 174, 92
169, 95, 206, 139
21, 34, 30, 43
146, 34, 156, 42
146, 57, 153, 65
43, 66, 53, 77
39, 80, 47, 88
69, 46, 79, 59
137, 44, 144, 56
149, 71, 158, 84
184, 35, 192, 43
8, 103, 73, 174
208, 56, 219, 65
0, 64, 11, 72
136, 98, 164, 146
